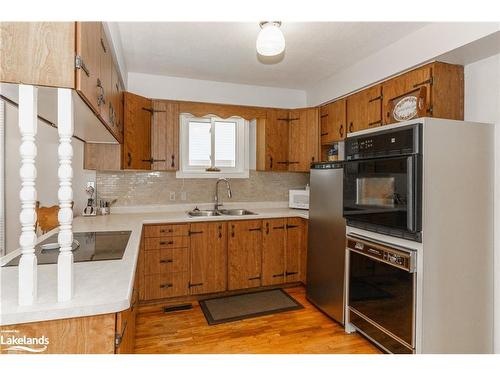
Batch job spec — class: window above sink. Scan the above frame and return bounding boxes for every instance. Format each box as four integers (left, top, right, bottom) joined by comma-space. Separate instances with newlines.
177, 113, 249, 179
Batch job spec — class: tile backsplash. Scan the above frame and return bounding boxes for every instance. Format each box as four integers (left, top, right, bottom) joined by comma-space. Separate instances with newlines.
96, 170, 310, 206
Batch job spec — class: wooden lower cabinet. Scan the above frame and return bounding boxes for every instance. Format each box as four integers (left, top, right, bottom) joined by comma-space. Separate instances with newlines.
262, 219, 286, 285
262, 218, 307, 286
139, 218, 307, 301
228, 220, 263, 290
189, 222, 227, 295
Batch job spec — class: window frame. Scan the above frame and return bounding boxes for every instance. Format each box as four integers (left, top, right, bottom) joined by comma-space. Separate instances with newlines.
176, 113, 249, 179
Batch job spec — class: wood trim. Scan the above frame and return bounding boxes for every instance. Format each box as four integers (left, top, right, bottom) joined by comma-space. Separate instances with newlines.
178, 100, 268, 120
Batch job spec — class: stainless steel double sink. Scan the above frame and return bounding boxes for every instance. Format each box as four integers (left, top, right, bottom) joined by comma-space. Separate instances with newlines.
188, 208, 257, 217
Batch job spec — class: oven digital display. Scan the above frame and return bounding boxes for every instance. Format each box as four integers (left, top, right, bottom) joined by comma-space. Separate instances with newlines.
356, 177, 396, 208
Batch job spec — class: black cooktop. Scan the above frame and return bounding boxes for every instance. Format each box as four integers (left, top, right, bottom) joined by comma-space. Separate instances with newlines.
3, 231, 131, 267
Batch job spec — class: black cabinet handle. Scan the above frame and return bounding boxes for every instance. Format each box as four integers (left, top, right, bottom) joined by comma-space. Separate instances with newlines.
231, 224, 235, 238
320, 114, 328, 118
273, 273, 285, 278
368, 95, 383, 103
218, 225, 223, 239
265, 222, 270, 234
100, 37, 107, 53
160, 228, 173, 233
320, 132, 329, 137
285, 271, 298, 276
368, 120, 382, 127
159, 240, 174, 245
159, 259, 173, 264
171, 154, 175, 168
349, 122, 354, 132
248, 227, 262, 232
269, 156, 273, 169
286, 224, 299, 229
273, 225, 285, 230
188, 282, 203, 288
277, 161, 289, 165
188, 230, 204, 236
248, 275, 261, 281
160, 283, 173, 289
412, 77, 433, 88
127, 152, 132, 167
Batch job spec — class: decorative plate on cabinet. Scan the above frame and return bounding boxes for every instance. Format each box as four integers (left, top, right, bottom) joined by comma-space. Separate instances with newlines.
393, 96, 418, 122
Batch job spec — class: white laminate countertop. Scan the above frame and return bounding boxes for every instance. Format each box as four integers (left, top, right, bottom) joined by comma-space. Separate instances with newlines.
0, 202, 308, 326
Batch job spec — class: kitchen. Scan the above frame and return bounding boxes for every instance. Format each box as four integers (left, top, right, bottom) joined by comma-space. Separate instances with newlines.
1, 3, 499, 373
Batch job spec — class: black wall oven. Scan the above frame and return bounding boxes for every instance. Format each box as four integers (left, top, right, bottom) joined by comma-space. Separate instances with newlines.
343, 124, 422, 242
347, 235, 417, 354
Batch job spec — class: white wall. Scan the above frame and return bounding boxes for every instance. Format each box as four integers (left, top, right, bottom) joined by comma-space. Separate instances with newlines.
306, 23, 500, 106
463, 54, 500, 353
4, 101, 95, 254
128, 72, 307, 109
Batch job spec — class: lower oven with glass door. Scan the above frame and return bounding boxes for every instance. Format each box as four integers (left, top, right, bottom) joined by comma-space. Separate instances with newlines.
347, 235, 417, 354
343, 123, 422, 242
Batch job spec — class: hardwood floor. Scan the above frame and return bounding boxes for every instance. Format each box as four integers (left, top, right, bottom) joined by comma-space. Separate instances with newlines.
134, 286, 381, 354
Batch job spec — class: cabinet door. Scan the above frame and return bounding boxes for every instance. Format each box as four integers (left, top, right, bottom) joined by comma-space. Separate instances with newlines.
285, 218, 305, 283
288, 108, 319, 172
189, 222, 227, 295
98, 25, 113, 127
382, 65, 432, 124
321, 101, 345, 144
257, 109, 289, 171
228, 220, 263, 290
123, 92, 152, 170
151, 100, 180, 171
262, 219, 286, 286
347, 85, 383, 133
76, 22, 101, 112
110, 65, 123, 143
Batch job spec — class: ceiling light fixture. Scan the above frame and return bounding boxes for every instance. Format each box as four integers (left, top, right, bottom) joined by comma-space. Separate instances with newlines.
256, 21, 285, 57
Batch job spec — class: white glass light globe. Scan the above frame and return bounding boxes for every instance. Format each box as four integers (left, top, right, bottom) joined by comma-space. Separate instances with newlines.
256, 23, 285, 56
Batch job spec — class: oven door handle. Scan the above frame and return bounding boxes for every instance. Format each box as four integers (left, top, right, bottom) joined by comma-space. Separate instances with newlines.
407, 156, 415, 233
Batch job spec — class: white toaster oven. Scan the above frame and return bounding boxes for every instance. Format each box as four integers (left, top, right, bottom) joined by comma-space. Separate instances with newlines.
289, 188, 310, 210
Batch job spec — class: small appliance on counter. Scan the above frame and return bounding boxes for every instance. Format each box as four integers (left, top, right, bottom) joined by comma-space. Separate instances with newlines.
83, 184, 97, 216
288, 185, 310, 210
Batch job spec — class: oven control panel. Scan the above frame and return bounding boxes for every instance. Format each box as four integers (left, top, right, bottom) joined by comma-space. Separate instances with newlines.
347, 236, 416, 273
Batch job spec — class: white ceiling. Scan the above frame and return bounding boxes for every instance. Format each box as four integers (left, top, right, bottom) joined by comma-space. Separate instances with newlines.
116, 22, 428, 90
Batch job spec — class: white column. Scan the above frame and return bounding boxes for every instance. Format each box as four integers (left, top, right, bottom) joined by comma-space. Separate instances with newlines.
57, 88, 74, 302
18, 85, 38, 306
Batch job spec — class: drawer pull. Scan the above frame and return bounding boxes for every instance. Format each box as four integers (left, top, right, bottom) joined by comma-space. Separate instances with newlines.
159, 259, 173, 264
273, 273, 285, 278
160, 229, 174, 234
188, 282, 203, 288
248, 227, 262, 232
368, 95, 383, 103
160, 240, 174, 245
188, 230, 204, 236
285, 271, 298, 276
320, 132, 329, 137
412, 77, 433, 88
368, 120, 382, 127
286, 224, 299, 229
160, 283, 173, 289
273, 225, 285, 230
248, 275, 261, 281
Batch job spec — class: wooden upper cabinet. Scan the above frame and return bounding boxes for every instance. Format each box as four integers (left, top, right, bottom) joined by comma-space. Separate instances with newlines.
151, 100, 180, 171
289, 107, 319, 172
76, 22, 101, 113
110, 65, 124, 143
0, 22, 75, 88
123, 92, 152, 170
262, 219, 286, 286
228, 220, 263, 290
189, 222, 227, 295
346, 84, 383, 133
256, 109, 289, 171
320, 100, 345, 144
98, 25, 113, 127
382, 62, 463, 125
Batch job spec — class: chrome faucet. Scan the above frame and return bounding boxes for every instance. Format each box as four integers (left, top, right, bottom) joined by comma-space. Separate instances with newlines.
214, 178, 232, 211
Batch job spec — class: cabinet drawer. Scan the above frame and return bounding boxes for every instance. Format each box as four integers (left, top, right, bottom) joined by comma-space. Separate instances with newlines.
144, 224, 188, 238
144, 236, 188, 250
143, 273, 189, 300
144, 248, 189, 275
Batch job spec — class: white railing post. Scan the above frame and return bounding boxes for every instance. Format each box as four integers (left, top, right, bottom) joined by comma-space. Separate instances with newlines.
18, 84, 38, 306
57, 88, 74, 302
